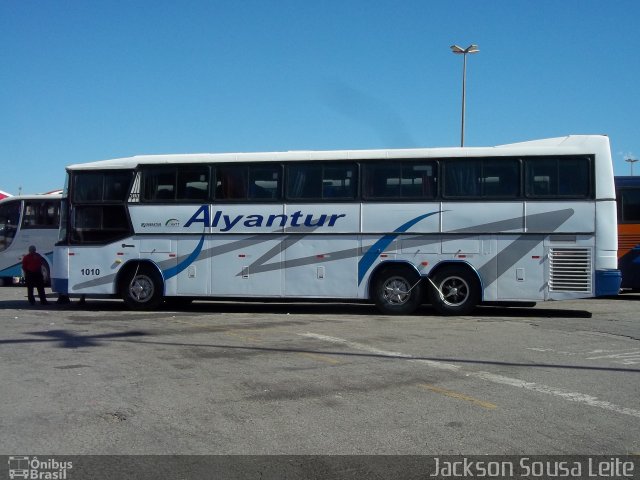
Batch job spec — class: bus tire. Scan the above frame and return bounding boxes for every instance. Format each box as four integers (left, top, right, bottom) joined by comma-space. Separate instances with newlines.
373, 266, 423, 315
42, 263, 51, 287
428, 265, 480, 316
121, 265, 163, 310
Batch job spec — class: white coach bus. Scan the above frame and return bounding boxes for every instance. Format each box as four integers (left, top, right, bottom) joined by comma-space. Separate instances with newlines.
0, 194, 61, 286
52, 135, 621, 314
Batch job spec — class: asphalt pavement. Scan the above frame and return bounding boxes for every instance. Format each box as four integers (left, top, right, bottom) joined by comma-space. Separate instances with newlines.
0, 286, 638, 455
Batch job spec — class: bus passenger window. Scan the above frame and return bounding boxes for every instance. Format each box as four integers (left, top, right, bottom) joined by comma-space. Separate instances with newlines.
286, 165, 322, 199
22, 201, 60, 229
525, 156, 590, 198
363, 162, 436, 200
323, 165, 356, 199
287, 164, 356, 200
364, 165, 400, 198
144, 169, 176, 201
480, 159, 519, 197
444, 159, 480, 197
177, 167, 209, 201
249, 166, 281, 200
402, 163, 436, 199
217, 166, 247, 200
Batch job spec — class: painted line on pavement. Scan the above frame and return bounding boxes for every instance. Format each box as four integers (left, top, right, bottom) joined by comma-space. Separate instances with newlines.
420, 384, 497, 410
300, 333, 640, 419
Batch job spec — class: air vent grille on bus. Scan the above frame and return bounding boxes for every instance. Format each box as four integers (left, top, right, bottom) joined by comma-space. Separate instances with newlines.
549, 248, 592, 293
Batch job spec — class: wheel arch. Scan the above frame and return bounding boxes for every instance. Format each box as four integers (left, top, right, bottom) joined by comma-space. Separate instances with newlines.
115, 259, 166, 295
367, 260, 422, 301
427, 260, 484, 302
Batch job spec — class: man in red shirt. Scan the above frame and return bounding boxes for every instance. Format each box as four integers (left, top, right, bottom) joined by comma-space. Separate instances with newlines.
21, 245, 48, 305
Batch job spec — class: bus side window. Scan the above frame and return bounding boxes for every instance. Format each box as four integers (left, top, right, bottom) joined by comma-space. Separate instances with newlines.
286, 165, 322, 200
524, 156, 591, 198
525, 159, 556, 197
177, 167, 209, 201
155, 188, 174, 200
444, 159, 480, 197
249, 166, 281, 200
364, 164, 399, 199
217, 166, 247, 200
481, 159, 519, 197
142, 168, 176, 202
323, 165, 356, 199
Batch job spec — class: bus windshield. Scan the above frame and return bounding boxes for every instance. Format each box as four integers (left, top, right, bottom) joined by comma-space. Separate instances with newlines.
0, 200, 20, 252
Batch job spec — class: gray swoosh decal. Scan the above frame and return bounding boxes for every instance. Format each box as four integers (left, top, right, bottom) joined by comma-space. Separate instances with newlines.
71, 208, 576, 293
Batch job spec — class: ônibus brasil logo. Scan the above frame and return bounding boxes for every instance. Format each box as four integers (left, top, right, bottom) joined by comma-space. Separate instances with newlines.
8, 456, 73, 479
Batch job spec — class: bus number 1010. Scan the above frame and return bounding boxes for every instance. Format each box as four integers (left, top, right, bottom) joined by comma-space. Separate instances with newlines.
81, 268, 101, 276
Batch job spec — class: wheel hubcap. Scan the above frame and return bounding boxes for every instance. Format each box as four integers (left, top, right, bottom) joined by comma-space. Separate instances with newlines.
439, 276, 469, 307
130, 275, 154, 302
383, 277, 411, 305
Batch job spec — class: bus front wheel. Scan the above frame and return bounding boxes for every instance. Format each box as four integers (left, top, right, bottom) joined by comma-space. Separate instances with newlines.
428, 266, 480, 316
373, 267, 424, 315
121, 265, 163, 310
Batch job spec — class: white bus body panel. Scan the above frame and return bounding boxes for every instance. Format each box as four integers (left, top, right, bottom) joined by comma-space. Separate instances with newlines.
210, 235, 283, 296
595, 200, 618, 270
284, 236, 359, 298
54, 136, 621, 303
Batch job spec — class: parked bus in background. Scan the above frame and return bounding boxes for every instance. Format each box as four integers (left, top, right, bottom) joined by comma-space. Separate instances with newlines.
52, 135, 620, 314
0, 194, 61, 286
615, 176, 640, 290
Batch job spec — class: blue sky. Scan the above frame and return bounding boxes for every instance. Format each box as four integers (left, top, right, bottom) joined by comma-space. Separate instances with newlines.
2, 1, 639, 194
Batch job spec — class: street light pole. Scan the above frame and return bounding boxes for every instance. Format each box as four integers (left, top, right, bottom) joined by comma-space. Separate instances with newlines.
450, 44, 479, 147
625, 157, 639, 176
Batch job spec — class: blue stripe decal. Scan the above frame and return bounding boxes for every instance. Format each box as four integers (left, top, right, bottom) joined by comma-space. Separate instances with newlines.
357, 211, 440, 285
0, 251, 53, 278
162, 234, 205, 280
0, 262, 23, 277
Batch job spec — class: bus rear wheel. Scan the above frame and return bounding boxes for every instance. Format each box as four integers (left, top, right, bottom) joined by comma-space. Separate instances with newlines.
428, 265, 480, 316
373, 266, 424, 315
121, 265, 163, 310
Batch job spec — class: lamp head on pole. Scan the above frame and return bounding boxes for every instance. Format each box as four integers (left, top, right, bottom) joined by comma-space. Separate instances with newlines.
450, 44, 479, 54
